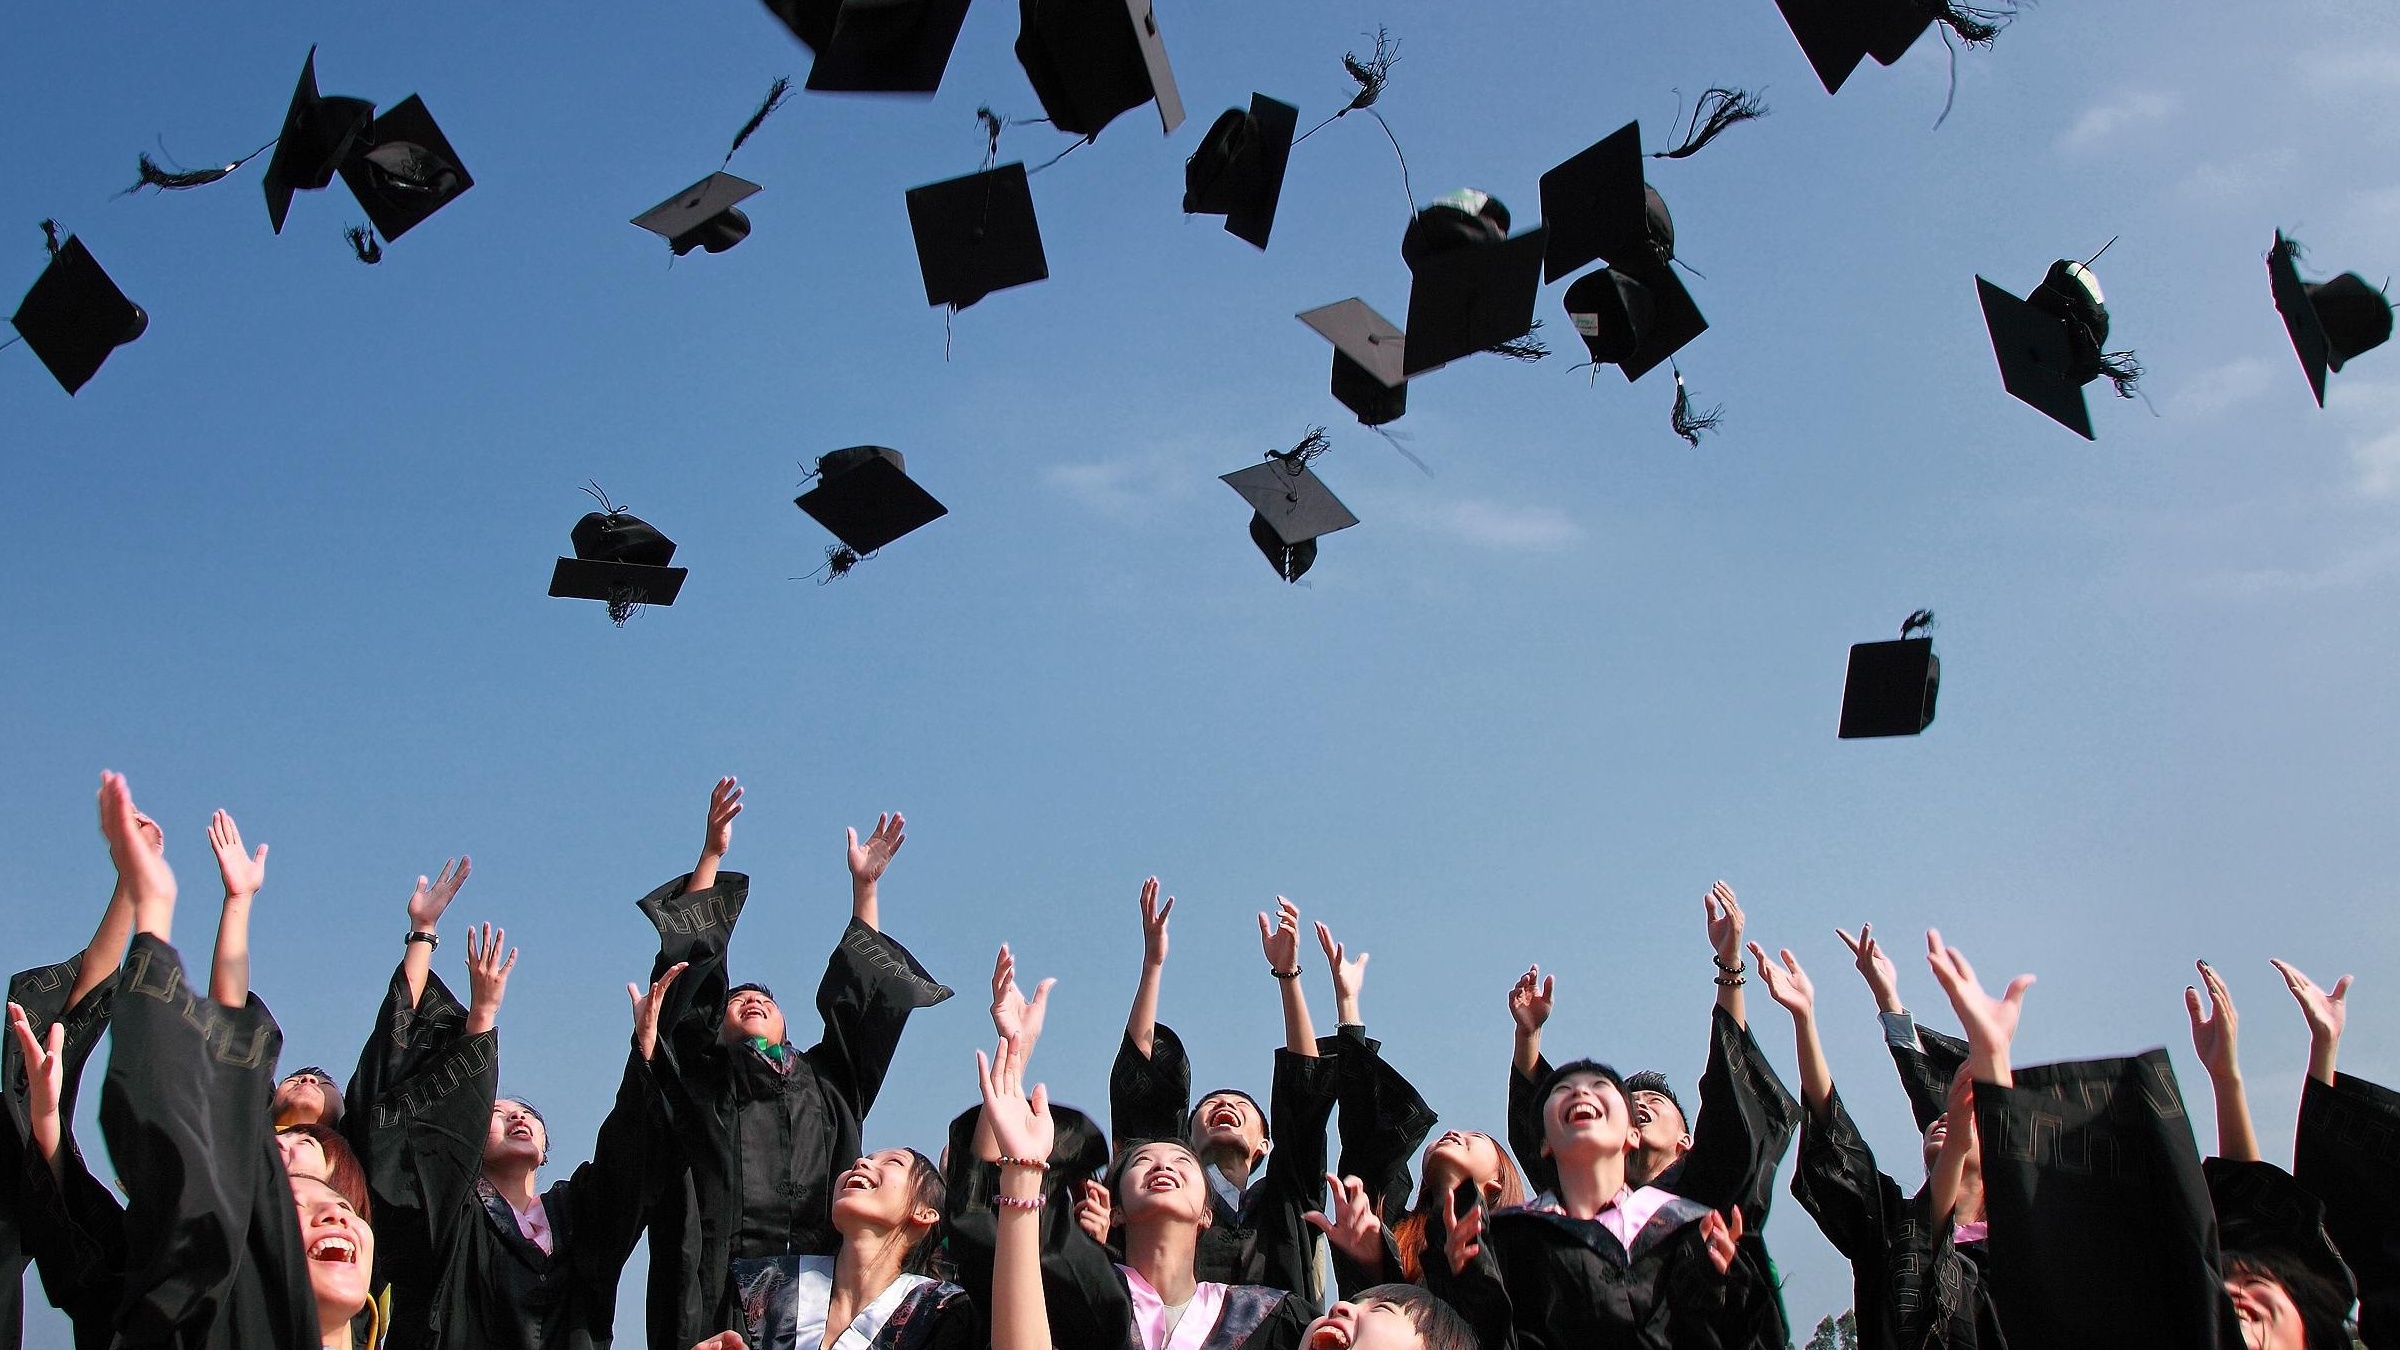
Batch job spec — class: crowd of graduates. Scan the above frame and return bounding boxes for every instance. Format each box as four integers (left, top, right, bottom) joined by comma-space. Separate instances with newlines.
1, 771, 2392, 1350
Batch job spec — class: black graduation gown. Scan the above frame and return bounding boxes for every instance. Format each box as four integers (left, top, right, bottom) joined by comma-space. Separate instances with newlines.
10, 1117, 124, 1350
1420, 1195, 1785, 1350
97, 933, 320, 1350
1317, 1025, 1438, 1224
1788, 1086, 2003, 1350
344, 962, 474, 1350
2295, 1071, 2400, 1347
2, 953, 117, 1349
1889, 1021, 1970, 1133
1108, 1023, 1342, 1299
638, 871, 952, 1345
1970, 1050, 2240, 1350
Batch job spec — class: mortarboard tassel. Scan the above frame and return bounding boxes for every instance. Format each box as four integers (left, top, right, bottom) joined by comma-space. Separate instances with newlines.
818, 545, 861, 584
1915, 0, 2012, 46
2096, 349, 2144, 400
39, 218, 61, 257
1670, 365, 1724, 446
1901, 609, 1936, 638
604, 586, 642, 627
1339, 28, 1401, 114
345, 224, 384, 265
1652, 89, 1769, 161
724, 76, 795, 167
1485, 320, 1549, 363
1267, 425, 1332, 472
121, 139, 277, 197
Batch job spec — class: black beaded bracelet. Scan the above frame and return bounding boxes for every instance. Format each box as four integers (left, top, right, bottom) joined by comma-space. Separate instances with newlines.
1711, 953, 1745, 974
1713, 973, 1746, 988
406, 931, 439, 949
1269, 966, 1301, 980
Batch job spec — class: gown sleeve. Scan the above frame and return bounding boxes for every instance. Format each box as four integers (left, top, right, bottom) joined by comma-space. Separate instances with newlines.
1252, 1049, 1342, 1299
1111, 1023, 1193, 1146
1889, 1020, 1969, 1134
1674, 1007, 1801, 1225
1787, 1086, 1887, 1263
2294, 1070, 2400, 1345
942, 1101, 1132, 1350
1507, 1055, 1557, 1201
15, 1125, 126, 1345
560, 1049, 676, 1287
1318, 1026, 1438, 1223
795, 919, 954, 1121
1974, 1050, 2241, 1350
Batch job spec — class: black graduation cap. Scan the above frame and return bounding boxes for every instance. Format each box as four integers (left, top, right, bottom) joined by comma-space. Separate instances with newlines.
2268, 233, 2392, 408
1770, 0, 1931, 95
766, 0, 977, 92
10, 234, 147, 396
1298, 299, 1408, 427
1222, 434, 1357, 583
1977, 258, 2130, 440
1184, 94, 1299, 251
548, 495, 689, 626
262, 47, 376, 235
795, 446, 949, 556
1541, 120, 1725, 382
633, 173, 763, 256
1839, 610, 1939, 739
906, 163, 1049, 309
337, 95, 473, 243
1014, 0, 1186, 139
1399, 191, 1548, 376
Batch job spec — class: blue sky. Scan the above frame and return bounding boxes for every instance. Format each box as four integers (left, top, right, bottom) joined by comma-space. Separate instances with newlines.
7, 0, 2400, 1339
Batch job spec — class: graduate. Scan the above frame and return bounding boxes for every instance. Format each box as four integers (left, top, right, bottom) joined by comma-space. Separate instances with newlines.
2280, 958, 2399, 1348
1752, 937, 2003, 1350
1307, 1132, 1526, 1293
1109, 882, 1342, 1301
637, 777, 954, 1347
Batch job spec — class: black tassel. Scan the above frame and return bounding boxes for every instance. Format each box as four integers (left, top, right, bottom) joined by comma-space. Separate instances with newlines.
977, 106, 1007, 169
1653, 88, 1769, 160
1486, 327, 1550, 363
1916, 0, 2011, 46
724, 76, 795, 167
819, 545, 860, 584
2097, 350, 2143, 400
605, 586, 641, 627
1901, 609, 1936, 639
121, 139, 274, 197
1341, 28, 1401, 113
1670, 367, 1724, 446
1268, 425, 1332, 471
346, 224, 383, 265
39, 219, 61, 257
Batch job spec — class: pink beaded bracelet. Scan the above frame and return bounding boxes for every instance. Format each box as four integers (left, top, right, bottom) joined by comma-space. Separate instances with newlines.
993, 1193, 1048, 1211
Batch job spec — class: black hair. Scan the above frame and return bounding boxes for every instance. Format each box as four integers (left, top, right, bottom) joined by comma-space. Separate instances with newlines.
1536, 1058, 1628, 1106
1108, 1137, 1205, 1206
1191, 1087, 1271, 1140
727, 982, 776, 1002
2223, 1248, 2353, 1350
898, 1149, 951, 1278
1348, 1283, 1479, 1350
1621, 1070, 1684, 1121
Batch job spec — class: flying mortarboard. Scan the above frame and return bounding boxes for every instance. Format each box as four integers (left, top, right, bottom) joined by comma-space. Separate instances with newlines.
338, 95, 473, 244
262, 47, 377, 235
906, 163, 1049, 309
548, 489, 689, 626
634, 174, 764, 256
1184, 95, 1299, 251
1772, 0, 2009, 96
9, 231, 147, 396
1222, 431, 1356, 583
1015, 0, 1185, 140
2267, 233, 2392, 408
1298, 299, 1408, 427
795, 446, 949, 561
1978, 255, 2138, 440
1839, 610, 1940, 739
766, 0, 977, 92
1399, 190, 1548, 376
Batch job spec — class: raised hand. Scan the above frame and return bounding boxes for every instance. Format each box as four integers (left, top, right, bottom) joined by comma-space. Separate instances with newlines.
98, 772, 175, 931
1258, 896, 1303, 974
1924, 930, 2033, 1084
1750, 943, 1815, 1020
1315, 921, 1369, 1023
2185, 961, 2241, 1083
407, 857, 471, 931
629, 962, 688, 1062
1835, 923, 1904, 1014
207, 810, 267, 902
7, 1003, 65, 1167
1443, 1198, 1485, 1276
1074, 1179, 1112, 1244
703, 777, 743, 859
2269, 959, 2352, 1086
1699, 1207, 1745, 1276
1138, 877, 1173, 967
847, 813, 906, 885
976, 1037, 1054, 1165
1508, 965, 1556, 1034
1704, 881, 1745, 963
1303, 1173, 1387, 1267
989, 944, 1055, 1062
463, 923, 518, 1035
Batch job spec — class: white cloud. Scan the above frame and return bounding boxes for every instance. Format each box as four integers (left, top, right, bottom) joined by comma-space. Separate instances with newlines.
2298, 47, 2400, 94
2334, 379, 2400, 499
2176, 148, 2297, 203
1383, 496, 1581, 551
1041, 455, 1199, 521
2056, 91, 2180, 155
2175, 356, 2279, 418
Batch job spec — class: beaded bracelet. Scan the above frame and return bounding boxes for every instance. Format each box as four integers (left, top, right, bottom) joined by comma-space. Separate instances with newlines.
1269, 967, 1301, 980
1712, 973, 1746, 988
405, 931, 439, 949
997, 1155, 1050, 1172
1710, 953, 1745, 974
993, 1193, 1048, 1210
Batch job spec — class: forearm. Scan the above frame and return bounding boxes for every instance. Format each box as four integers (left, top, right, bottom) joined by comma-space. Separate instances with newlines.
690, 849, 724, 898
2308, 1034, 2339, 1087
851, 876, 879, 932
1278, 974, 1318, 1056
2212, 1071, 2262, 1162
1335, 985, 1362, 1029
1512, 1026, 1542, 1077
207, 895, 253, 1008
1927, 1126, 1970, 1224
401, 932, 435, 1009
1966, 1043, 2011, 1088
1792, 1011, 1833, 1118
990, 1171, 1051, 1350
68, 887, 135, 1009
464, 1003, 498, 1036
1127, 961, 1163, 1056
1714, 960, 1746, 1028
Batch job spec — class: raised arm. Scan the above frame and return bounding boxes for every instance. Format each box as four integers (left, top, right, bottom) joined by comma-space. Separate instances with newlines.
1126, 877, 1172, 1056
978, 1036, 1057, 1350
203, 811, 267, 1009
1316, 921, 1368, 1030
1926, 1067, 1978, 1225
845, 810, 905, 932
688, 777, 742, 897
7, 1005, 67, 1183
461, 923, 517, 1037
1316, 919, 1438, 1221
103, 774, 176, 944
2270, 958, 2351, 1088
973, 944, 1054, 1164
402, 856, 471, 1010
627, 962, 688, 1064
1705, 881, 1748, 1027
1924, 929, 2032, 1088
1261, 896, 1317, 1055
1508, 964, 1552, 1078
1752, 943, 1831, 1117
2185, 960, 2259, 1162
67, 807, 155, 1010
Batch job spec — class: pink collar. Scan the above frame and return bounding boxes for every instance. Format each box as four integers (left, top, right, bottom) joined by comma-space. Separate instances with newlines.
1118, 1264, 1228, 1350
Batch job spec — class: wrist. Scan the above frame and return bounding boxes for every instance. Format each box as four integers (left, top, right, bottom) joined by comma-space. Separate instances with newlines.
1875, 994, 1905, 1015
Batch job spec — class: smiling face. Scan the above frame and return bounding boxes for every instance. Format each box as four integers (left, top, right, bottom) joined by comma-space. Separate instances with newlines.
1542, 1070, 1634, 1164
484, 1099, 547, 1170
1189, 1091, 1266, 1167
1303, 1298, 1431, 1350
292, 1175, 374, 1334
2226, 1271, 2305, 1350
831, 1148, 941, 1238
720, 988, 786, 1047
1626, 1089, 1691, 1181
273, 1072, 342, 1129
1117, 1141, 1215, 1229
276, 1129, 330, 1183
1424, 1131, 1504, 1199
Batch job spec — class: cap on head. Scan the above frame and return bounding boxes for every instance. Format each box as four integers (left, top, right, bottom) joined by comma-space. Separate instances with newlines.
905, 163, 1050, 311
11, 234, 147, 395
1014, 0, 1185, 139
1184, 95, 1299, 251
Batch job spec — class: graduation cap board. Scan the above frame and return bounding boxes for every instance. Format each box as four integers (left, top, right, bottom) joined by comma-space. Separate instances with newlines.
765, 0, 977, 92
1298, 299, 1408, 426
796, 446, 948, 555
11, 236, 147, 396
1402, 224, 1549, 376
1540, 121, 1657, 285
1770, 0, 1931, 95
906, 163, 1049, 308
1839, 612, 1939, 739
1184, 94, 1299, 251
1015, 0, 1185, 139
338, 95, 474, 242
2268, 233, 2393, 408
549, 506, 689, 626
1222, 452, 1356, 582
263, 47, 376, 234
634, 173, 763, 255
1977, 275, 2093, 439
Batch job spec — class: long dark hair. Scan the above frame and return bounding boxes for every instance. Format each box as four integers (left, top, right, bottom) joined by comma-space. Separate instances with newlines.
899, 1149, 951, 1279
1391, 1135, 1524, 1283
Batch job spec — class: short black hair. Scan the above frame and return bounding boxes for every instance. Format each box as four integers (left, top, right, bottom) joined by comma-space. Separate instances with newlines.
727, 982, 776, 1002
1621, 1070, 1684, 1119
1350, 1283, 1479, 1350
1537, 1058, 1628, 1106
1191, 1087, 1271, 1140
2223, 1248, 2353, 1350
1108, 1137, 1205, 1205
